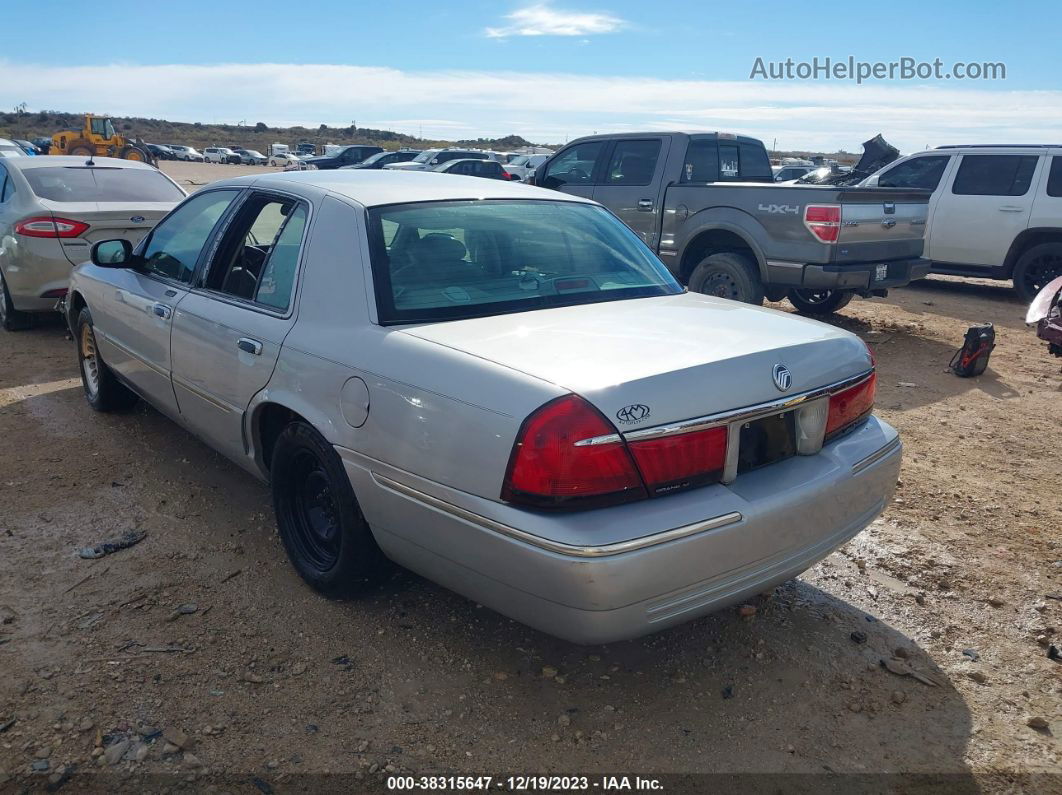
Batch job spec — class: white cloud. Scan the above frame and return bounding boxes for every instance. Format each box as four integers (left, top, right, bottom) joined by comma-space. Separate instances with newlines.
2, 60, 1061, 152
485, 3, 625, 39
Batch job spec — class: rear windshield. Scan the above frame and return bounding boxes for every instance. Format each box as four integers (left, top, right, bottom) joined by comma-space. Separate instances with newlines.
367, 199, 681, 324
24, 167, 185, 202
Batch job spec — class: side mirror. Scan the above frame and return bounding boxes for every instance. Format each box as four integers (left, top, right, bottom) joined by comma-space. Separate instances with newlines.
91, 239, 134, 268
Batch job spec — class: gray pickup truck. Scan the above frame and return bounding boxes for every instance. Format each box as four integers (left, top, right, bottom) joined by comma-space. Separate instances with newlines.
533, 131, 931, 314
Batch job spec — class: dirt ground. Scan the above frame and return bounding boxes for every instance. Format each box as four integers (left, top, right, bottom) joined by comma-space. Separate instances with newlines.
1, 171, 1061, 792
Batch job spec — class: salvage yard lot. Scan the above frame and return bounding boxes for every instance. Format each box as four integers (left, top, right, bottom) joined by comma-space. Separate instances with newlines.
0, 168, 1060, 789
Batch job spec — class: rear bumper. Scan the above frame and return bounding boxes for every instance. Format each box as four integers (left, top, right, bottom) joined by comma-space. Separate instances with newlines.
768, 257, 930, 291
339, 417, 901, 644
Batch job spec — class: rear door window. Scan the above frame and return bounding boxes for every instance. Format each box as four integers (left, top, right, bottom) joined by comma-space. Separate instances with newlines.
603, 140, 661, 185
681, 138, 719, 182
200, 192, 307, 310
540, 141, 607, 189
1046, 157, 1062, 198
952, 155, 1039, 196
23, 167, 185, 202
877, 156, 950, 190
737, 141, 772, 180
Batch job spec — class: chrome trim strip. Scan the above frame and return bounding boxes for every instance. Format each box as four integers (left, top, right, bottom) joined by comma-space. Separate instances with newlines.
573, 433, 622, 447
371, 473, 743, 558
851, 436, 901, 475
622, 370, 873, 443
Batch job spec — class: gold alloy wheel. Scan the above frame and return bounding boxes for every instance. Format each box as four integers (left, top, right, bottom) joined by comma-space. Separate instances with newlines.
80, 323, 100, 397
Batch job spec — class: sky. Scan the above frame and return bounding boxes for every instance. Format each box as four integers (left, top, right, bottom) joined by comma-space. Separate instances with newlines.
2, 0, 1061, 152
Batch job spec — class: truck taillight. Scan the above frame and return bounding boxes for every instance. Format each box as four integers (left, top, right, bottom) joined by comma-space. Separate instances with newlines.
826, 373, 876, 439
804, 204, 841, 244
15, 216, 90, 239
502, 395, 646, 509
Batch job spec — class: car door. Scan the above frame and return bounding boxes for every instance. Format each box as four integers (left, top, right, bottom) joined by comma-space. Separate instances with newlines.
169, 190, 309, 462
94, 188, 241, 418
590, 137, 670, 248
929, 153, 1042, 268
536, 140, 609, 200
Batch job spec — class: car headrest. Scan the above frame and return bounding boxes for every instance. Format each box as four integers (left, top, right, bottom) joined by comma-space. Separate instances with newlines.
417, 233, 467, 262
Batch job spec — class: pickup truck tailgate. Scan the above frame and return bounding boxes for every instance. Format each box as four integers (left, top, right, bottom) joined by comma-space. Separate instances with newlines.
836, 188, 929, 247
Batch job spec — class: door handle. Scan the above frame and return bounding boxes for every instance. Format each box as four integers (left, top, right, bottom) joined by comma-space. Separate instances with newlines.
998, 205, 1025, 212
152, 302, 172, 318
637, 199, 654, 211
237, 338, 263, 355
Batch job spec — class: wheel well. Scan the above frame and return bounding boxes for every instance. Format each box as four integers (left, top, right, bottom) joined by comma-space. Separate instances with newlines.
255, 403, 306, 473
1003, 229, 1062, 276
68, 290, 86, 316
679, 229, 759, 284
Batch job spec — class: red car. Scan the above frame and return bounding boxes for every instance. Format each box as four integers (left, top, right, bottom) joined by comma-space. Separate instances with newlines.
1027, 275, 1062, 357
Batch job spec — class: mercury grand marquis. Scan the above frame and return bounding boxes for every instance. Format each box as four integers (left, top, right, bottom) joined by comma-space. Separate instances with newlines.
65, 170, 900, 643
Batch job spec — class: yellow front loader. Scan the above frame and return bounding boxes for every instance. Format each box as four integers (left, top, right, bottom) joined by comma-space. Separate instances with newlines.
50, 114, 154, 164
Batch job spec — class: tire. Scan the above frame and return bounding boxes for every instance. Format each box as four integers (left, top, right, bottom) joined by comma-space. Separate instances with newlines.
687, 251, 765, 304
76, 308, 139, 412
786, 288, 856, 316
271, 421, 392, 596
1012, 242, 1062, 304
67, 141, 96, 158
0, 271, 32, 331
118, 145, 149, 162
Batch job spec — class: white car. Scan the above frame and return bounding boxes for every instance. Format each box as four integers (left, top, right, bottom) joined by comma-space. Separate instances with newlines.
64, 170, 899, 644
863, 144, 1062, 301
269, 152, 304, 168
204, 147, 240, 164
505, 154, 551, 182
0, 138, 27, 159
168, 145, 204, 162
384, 149, 493, 172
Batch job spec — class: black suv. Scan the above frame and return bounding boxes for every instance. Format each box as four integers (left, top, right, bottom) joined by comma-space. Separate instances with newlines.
303, 145, 384, 170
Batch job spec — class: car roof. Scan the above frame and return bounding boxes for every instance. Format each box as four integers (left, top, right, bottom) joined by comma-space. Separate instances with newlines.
210, 169, 595, 207
1, 155, 157, 171
921, 145, 1062, 155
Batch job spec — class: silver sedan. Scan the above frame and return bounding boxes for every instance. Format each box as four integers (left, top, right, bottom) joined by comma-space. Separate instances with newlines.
0, 156, 184, 330
65, 171, 900, 643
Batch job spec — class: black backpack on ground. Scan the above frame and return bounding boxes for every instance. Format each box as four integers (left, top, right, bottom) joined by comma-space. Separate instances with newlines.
950, 323, 995, 377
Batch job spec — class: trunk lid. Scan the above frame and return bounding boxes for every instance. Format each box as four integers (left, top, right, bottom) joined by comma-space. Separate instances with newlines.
38, 201, 173, 265
401, 292, 871, 431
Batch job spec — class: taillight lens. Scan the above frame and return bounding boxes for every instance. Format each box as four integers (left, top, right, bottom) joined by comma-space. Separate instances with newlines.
502, 395, 646, 509
14, 216, 90, 239
804, 204, 841, 243
826, 373, 876, 438
501, 170, 512, 180
628, 426, 728, 496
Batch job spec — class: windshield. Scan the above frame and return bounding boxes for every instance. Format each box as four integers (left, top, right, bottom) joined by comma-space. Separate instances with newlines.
413, 149, 440, 163
367, 200, 682, 324
508, 155, 529, 167
0, 145, 24, 158
796, 167, 833, 184
24, 167, 185, 202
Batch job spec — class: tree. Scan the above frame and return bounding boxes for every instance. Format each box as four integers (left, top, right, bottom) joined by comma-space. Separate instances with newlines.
255, 122, 268, 132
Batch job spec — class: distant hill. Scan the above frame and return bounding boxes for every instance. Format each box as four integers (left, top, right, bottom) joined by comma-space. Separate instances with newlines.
0, 109, 541, 153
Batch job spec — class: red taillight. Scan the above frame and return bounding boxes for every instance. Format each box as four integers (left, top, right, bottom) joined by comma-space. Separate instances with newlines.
826, 373, 876, 438
502, 395, 646, 509
628, 426, 728, 496
14, 216, 90, 239
804, 204, 841, 243
501, 170, 512, 180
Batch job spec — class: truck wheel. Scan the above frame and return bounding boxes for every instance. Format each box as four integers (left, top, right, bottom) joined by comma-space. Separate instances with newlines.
687, 252, 765, 305
787, 289, 855, 316
1012, 242, 1062, 304
67, 141, 96, 157
271, 421, 392, 596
